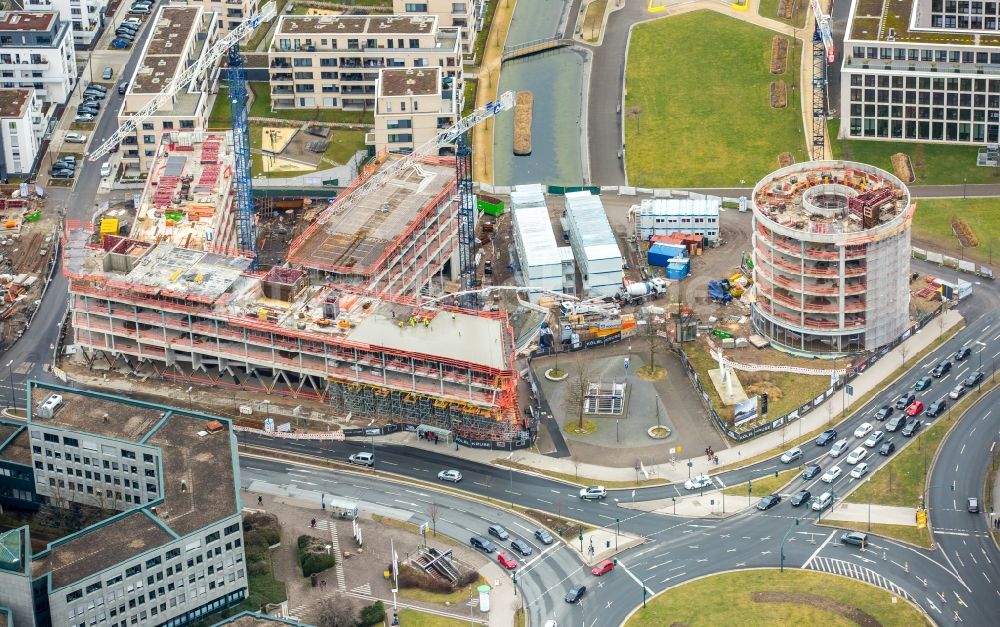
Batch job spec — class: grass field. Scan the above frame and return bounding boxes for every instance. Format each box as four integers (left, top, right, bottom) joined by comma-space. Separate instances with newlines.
625, 569, 929, 626
397, 609, 471, 627
723, 467, 800, 497
624, 11, 807, 188
911, 198, 1000, 266
397, 577, 487, 605
759, 0, 808, 28
209, 84, 375, 128
583, 0, 608, 42
828, 119, 998, 185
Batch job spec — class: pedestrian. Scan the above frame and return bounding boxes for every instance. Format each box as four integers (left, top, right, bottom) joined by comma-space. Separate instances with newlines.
310, 518, 316, 528
257, 495, 262, 506
321, 580, 326, 590
455, 441, 459, 451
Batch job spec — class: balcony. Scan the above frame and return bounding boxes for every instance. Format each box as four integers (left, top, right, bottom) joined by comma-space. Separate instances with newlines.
271, 86, 293, 96
272, 98, 294, 109
270, 73, 293, 83
270, 58, 291, 68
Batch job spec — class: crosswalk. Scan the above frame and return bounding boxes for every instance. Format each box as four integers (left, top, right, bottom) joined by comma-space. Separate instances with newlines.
316, 519, 347, 591
807, 556, 913, 601
350, 583, 371, 595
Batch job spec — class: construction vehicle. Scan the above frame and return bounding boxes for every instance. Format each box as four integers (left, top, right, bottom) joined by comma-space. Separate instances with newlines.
618, 277, 668, 304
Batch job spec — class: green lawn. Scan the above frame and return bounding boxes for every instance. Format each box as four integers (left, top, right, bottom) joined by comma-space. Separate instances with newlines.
758, 0, 808, 28
624, 11, 807, 187
910, 198, 1000, 266
250, 125, 366, 178
210, 83, 375, 128
828, 119, 999, 185
723, 468, 799, 497
625, 570, 929, 626
583, 0, 608, 42
397, 609, 471, 627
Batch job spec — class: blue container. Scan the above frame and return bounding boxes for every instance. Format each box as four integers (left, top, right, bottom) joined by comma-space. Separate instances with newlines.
648, 250, 670, 267
666, 258, 690, 280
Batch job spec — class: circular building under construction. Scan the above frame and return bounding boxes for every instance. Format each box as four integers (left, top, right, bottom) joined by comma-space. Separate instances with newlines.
750, 160, 914, 355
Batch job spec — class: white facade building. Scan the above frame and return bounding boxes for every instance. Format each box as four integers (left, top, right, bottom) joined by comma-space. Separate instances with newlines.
0, 88, 41, 176
393, 0, 486, 58
510, 184, 562, 301
23, 0, 109, 47
369, 66, 461, 154
564, 191, 623, 298
635, 197, 720, 241
0, 11, 77, 107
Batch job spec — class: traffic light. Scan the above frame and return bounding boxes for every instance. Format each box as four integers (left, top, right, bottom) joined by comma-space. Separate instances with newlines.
774, 470, 779, 478
761, 393, 769, 414
613, 559, 618, 566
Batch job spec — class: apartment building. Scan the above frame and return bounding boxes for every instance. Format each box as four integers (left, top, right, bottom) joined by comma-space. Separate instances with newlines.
840, 0, 1000, 144
369, 67, 460, 153
22, 0, 109, 47
393, 0, 486, 58
198, 0, 259, 36
119, 5, 220, 173
267, 14, 462, 111
0, 88, 42, 176
0, 382, 248, 627
0, 11, 76, 107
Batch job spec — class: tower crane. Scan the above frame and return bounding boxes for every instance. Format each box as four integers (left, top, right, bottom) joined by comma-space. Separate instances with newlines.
811, 0, 836, 64
810, 0, 835, 160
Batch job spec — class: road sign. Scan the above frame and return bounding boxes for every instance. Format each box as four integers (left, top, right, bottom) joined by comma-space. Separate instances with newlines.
916, 509, 928, 529
624, 357, 630, 371
846, 384, 854, 396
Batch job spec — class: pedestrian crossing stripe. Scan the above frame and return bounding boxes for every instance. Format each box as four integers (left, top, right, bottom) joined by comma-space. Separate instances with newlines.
808, 556, 913, 601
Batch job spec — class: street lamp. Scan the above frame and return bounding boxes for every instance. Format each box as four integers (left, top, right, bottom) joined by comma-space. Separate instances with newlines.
780, 518, 800, 572
975, 341, 987, 392
615, 517, 620, 551
867, 477, 872, 531
185, 386, 193, 410
5, 360, 14, 410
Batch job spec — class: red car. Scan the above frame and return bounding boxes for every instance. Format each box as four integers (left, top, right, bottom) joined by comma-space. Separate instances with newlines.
592, 560, 615, 576
497, 551, 517, 570
906, 401, 924, 416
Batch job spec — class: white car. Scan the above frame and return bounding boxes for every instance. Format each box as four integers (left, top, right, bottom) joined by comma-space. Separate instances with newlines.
579, 485, 607, 500
829, 439, 850, 457
850, 462, 869, 479
437, 469, 462, 483
780, 447, 803, 463
100, 162, 112, 177
65, 132, 87, 143
863, 430, 884, 448
854, 422, 873, 438
845, 446, 868, 465
821, 466, 842, 483
684, 475, 713, 490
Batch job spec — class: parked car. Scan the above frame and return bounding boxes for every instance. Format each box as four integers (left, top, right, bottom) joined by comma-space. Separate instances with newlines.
496, 551, 517, 570
894, 391, 915, 410
963, 371, 984, 388
874, 405, 893, 421
864, 430, 885, 448
885, 415, 906, 432
802, 463, 822, 480
815, 429, 838, 446
115, 32, 135, 42
579, 486, 607, 500
840, 531, 868, 548
112, 38, 131, 48
926, 399, 947, 418
906, 401, 924, 416
790, 490, 811, 507
535, 529, 554, 545
821, 466, 842, 483
930, 360, 952, 378
78, 105, 99, 115
104, 66, 116, 79
948, 385, 967, 400
50, 169, 73, 178
437, 469, 462, 483
684, 475, 713, 490
564, 586, 587, 604
849, 462, 869, 479
124, 16, 142, 25
854, 422, 873, 438
953, 347, 972, 361
86, 83, 107, 93
510, 539, 532, 557
845, 447, 867, 465
100, 162, 112, 177
470, 536, 495, 553
592, 560, 615, 576
968, 497, 980, 513
488, 525, 509, 541
348, 451, 374, 467
64, 132, 87, 143
811, 492, 833, 511
829, 439, 850, 457
902, 419, 922, 437
914, 376, 933, 391
57, 155, 76, 166
878, 439, 896, 456
756, 494, 781, 511
780, 447, 802, 463
83, 89, 105, 99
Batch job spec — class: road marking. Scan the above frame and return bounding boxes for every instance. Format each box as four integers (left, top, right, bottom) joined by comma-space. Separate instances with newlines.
660, 572, 686, 584
504, 490, 521, 496
925, 598, 941, 614
647, 560, 673, 570
715, 476, 727, 488
536, 498, 552, 505
934, 530, 970, 536
802, 529, 837, 569
381, 461, 398, 466
687, 524, 716, 529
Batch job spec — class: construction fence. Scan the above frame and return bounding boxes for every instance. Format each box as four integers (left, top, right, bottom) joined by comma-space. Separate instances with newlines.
339, 421, 532, 450
912, 246, 994, 280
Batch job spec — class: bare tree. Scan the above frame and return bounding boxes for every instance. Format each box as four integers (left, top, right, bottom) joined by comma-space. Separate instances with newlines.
553, 497, 566, 521
898, 338, 910, 368
646, 311, 659, 373
481, 475, 495, 501
571, 455, 582, 480
626, 106, 642, 133
562, 356, 592, 431
426, 502, 440, 539
315, 593, 360, 627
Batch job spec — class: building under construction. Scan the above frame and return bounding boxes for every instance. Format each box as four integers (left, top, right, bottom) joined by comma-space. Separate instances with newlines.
63, 152, 523, 442
751, 160, 914, 354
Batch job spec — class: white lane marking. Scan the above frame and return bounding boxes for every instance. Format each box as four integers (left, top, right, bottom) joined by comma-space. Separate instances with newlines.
802, 529, 838, 569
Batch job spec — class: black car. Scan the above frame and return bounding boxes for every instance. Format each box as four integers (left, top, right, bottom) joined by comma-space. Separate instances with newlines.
885, 415, 905, 432
815, 429, 837, 446
488, 524, 509, 541
953, 347, 971, 361
968, 497, 980, 513
930, 360, 952, 378
963, 371, 984, 388
510, 539, 532, 557
878, 439, 896, 456
470, 536, 495, 553
901, 419, 922, 437
535, 529, 554, 545
756, 494, 781, 511
50, 169, 74, 178
874, 405, 893, 421
790, 490, 811, 507
565, 586, 587, 604
925, 399, 947, 418
118, 81, 129, 94
802, 463, 822, 480
894, 391, 915, 410
840, 531, 868, 548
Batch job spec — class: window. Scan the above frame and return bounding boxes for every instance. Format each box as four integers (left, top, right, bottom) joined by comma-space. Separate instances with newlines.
64, 437, 79, 447
44, 433, 59, 443
66, 589, 83, 602
205, 531, 221, 543
162, 121, 173, 130
141, 123, 153, 130
166, 548, 180, 559
404, 3, 428, 10
121, 450, 135, 460
180, 120, 195, 129
143, 454, 154, 463
146, 556, 161, 568
86, 581, 102, 593
126, 565, 141, 577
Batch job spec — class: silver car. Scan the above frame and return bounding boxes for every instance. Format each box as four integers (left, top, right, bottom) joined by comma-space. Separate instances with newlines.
437, 469, 462, 483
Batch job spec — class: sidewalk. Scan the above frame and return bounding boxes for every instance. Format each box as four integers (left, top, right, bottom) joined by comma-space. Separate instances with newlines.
385, 309, 964, 486
825, 503, 918, 527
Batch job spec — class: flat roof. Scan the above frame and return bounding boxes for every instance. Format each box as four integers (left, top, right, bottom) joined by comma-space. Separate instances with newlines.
275, 14, 436, 35
121, 243, 253, 302
27, 382, 239, 588
379, 67, 440, 97
639, 197, 720, 217
0, 429, 32, 466
513, 205, 561, 268
565, 191, 620, 251
131, 6, 202, 95
0, 11, 55, 32
0, 88, 30, 119
287, 157, 455, 275
847, 0, 1000, 45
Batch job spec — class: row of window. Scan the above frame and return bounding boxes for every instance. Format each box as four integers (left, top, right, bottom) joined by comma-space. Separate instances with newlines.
277, 37, 427, 51
932, 0, 1000, 12
139, 120, 196, 131
847, 118, 998, 142
930, 15, 1000, 29
31, 434, 156, 465
849, 74, 1000, 92
276, 57, 448, 68
849, 103, 1000, 123
849, 88, 1000, 109
648, 217, 719, 224
851, 46, 1000, 65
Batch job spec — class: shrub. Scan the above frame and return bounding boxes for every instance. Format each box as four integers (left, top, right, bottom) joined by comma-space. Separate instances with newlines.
358, 600, 386, 627
243, 512, 281, 546
456, 570, 480, 587
297, 534, 337, 577
396, 563, 453, 594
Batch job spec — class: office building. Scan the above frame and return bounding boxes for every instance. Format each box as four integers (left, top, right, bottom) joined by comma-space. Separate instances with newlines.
198, 0, 260, 36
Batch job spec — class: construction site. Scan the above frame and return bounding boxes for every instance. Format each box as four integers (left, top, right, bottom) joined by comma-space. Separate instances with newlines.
751, 160, 914, 354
